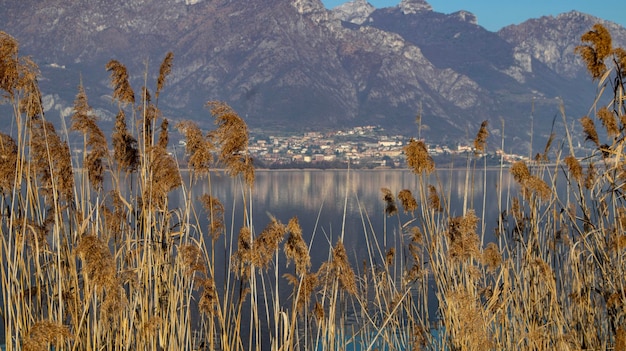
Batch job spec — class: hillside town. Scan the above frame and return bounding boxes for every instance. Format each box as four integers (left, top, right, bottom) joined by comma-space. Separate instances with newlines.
240, 125, 528, 169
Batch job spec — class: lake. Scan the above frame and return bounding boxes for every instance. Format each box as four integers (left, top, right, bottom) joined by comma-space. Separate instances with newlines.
180, 168, 514, 259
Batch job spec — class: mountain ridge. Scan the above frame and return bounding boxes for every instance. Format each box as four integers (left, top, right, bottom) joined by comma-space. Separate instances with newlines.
1, 0, 625, 153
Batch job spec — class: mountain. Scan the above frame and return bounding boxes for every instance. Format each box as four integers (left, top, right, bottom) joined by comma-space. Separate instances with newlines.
1, 0, 625, 153
498, 11, 626, 79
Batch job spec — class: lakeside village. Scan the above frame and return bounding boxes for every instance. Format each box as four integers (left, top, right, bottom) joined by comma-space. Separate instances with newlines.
220, 125, 529, 169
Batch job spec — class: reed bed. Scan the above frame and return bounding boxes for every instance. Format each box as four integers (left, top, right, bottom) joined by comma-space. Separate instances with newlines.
0, 23, 625, 350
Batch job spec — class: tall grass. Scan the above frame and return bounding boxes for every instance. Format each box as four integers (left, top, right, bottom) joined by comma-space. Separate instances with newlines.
1, 23, 626, 350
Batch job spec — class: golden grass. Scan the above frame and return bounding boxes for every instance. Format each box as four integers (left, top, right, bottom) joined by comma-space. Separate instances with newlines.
2, 23, 626, 351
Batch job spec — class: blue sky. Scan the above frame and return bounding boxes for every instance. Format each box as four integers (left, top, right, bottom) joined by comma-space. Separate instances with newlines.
320, 0, 626, 32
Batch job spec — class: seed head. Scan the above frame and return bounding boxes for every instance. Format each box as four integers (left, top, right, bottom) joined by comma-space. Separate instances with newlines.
473, 120, 489, 154
381, 187, 398, 216
580, 116, 600, 146
575, 24, 613, 79
284, 217, 311, 276
398, 189, 418, 214
564, 155, 583, 183
428, 184, 442, 212
105, 59, 135, 105
200, 194, 225, 241
404, 139, 434, 175
207, 101, 255, 187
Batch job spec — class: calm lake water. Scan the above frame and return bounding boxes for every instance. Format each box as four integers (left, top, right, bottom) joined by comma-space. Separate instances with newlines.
180, 168, 515, 262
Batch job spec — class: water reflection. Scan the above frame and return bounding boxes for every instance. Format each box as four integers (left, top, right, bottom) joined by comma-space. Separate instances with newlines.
182, 169, 515, 267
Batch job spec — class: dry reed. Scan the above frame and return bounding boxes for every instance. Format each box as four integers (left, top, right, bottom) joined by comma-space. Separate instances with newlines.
207, 101, 255, 187
106, 59, 135, 105
0, 132, 17, 194
71, 82, 108, 189
575, 23, 613, 79
4, 22, 626, 351
200, 193, 225, 241
22, 321, 72, 351
380, 187, 398, 216
473, 120, 488, 154
404, 138, 435, 175
284, 216, 310, 276
177, 120, 214, 177
112, 110, 139, 172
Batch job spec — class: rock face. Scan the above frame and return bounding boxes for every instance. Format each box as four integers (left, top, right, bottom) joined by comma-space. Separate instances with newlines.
398, 0, 432, 14
498, 11, 626, 78
332, 0, 375, 24
1, 0, 625, 152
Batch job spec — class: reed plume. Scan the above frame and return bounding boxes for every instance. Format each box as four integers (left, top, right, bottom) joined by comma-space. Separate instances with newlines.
597, 106, 619, 137
329, 241, 357, 295
232, 226, 253, 278
616, 46, 626, 68
177, 121, 214, 177
381, 187, 398, 216
446, 210, 480, 261
284, 216, 310, 276
102, 190, 126, 242
112, 110, 139, 172
29, 118, 74, 203
482, 242, 502, 272
141, 90, 159, 147
180, 243, 207, 277
77, 234, 126, 317
156, 52, 174, 102
510, 160, 530, 183
76, 234, 117, 289
17, 57, 42, 118
105, 59, 135, 105
564, 155, 583, 183
580, 116, 600, 147
207, 101, 255, 187
200, 194, 225, 241
71, 82, 108, 189
575, 23, 613, 79
522, 175, 552, 201
252, 217, 286, 269
22, 320, 72, 351
511, 161, 551, 201
0, 132, 17, 194
585, 162, 596, 190
157, 117, 169, 149
284, 272, 318, 313
473, 120, 489, 154
428, 184, 442, 212
197, 276, 218, 315
398, 189, 418, 214
145, 119, 181, 208
404, 138, 434, 175
0, 31, 19, 96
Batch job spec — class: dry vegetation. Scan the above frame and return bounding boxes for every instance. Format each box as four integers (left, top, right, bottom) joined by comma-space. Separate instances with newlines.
0, 23, 626, 350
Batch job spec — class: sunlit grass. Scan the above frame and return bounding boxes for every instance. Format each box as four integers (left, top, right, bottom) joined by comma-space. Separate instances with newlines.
1, 23, 626, 350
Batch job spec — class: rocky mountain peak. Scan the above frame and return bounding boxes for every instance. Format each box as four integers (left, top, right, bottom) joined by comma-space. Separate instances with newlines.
2, 0, 625, 155
498, 11, 626, 78
451, 10, 477, 25
331, 0, 375, 24
398, 0, 432, 15
292, 0, 326, 15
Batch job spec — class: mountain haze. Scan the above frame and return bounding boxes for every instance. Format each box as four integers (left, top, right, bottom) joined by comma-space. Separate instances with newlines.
1, 0, 625, 153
